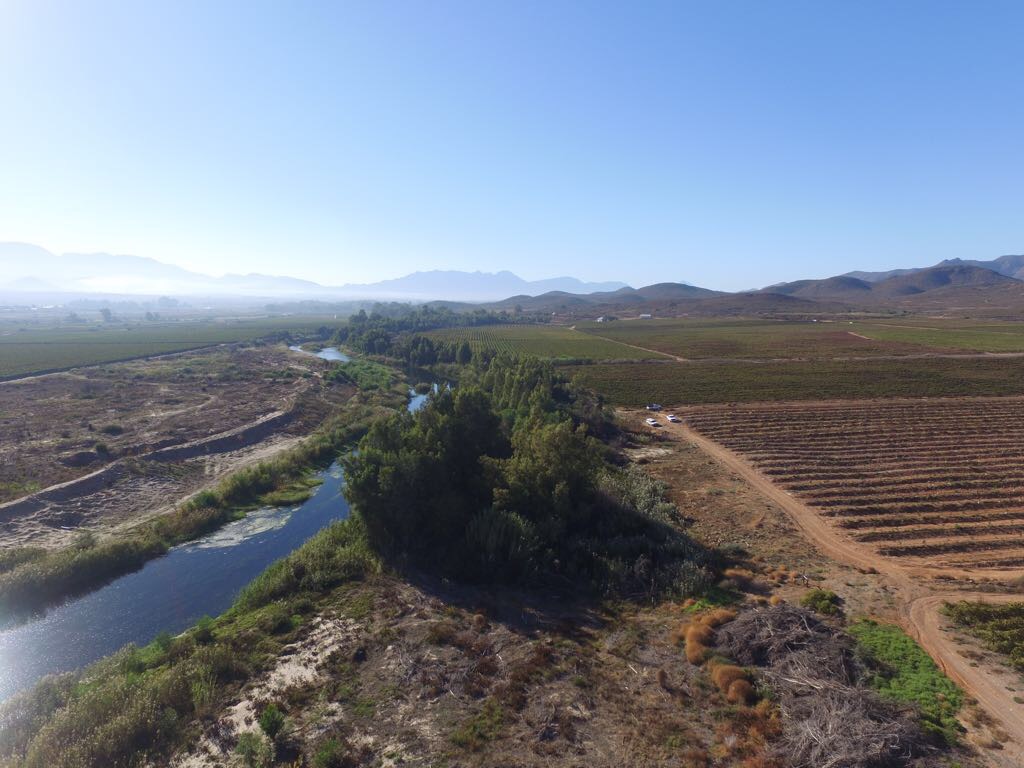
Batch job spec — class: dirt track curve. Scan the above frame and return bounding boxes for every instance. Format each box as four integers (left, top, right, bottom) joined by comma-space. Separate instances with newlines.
673, 420, 1024, 760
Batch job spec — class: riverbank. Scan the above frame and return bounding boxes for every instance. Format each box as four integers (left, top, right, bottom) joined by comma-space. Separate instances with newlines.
0, 398, 393, 625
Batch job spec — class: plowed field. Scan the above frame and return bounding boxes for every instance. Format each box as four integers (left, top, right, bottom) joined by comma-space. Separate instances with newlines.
684, 397, 1024, 571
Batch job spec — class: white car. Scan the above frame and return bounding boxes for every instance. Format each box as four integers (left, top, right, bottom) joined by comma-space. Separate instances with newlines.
644, 417, 661, 427
666, 414, 681, 423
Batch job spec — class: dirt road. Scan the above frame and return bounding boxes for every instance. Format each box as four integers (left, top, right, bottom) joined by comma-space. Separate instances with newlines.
651, 416, 1024, 759
905, 592, 1024, 763
571, 328, 684, 361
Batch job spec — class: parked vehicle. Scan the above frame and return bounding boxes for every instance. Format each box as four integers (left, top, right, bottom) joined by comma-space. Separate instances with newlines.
645, 403, 662, 411
645, 417, 661, 427
666, 414, 681, 423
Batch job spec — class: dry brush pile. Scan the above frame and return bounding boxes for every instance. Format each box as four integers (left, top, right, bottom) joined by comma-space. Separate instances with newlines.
709, 605, 937, 768
686, 398, 1024, 569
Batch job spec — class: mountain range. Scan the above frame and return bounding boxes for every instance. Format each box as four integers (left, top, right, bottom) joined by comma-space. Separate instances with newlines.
2, 241, 1023, 316
0, 243, 626, 301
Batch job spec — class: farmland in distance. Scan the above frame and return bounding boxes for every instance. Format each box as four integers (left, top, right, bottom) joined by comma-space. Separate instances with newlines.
0, 316, 339, 379
425, 324, 665, 361
571, 357, 1024, 406
575, 317, 1024, 359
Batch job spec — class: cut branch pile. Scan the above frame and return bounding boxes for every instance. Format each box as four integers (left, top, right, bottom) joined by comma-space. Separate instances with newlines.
716, 605, 936, 768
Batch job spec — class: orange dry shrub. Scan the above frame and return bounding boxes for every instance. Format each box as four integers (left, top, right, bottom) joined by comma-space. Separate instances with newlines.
710, 663, 748, 693
727, 679, 756, 705
686, 637, 709, 664
723, 567, 756, 590
748, 700, 782, 741
700, 608, 737, 628
769, 595, 785, 606
686, 623, 715, 644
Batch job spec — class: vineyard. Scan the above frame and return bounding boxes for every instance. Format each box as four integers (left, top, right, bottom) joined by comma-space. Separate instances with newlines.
576, 317, 1024, 359
572, 357, 1024, 405
684, 397, 1024, 570
426, 324, 663, 361
0, 316, 339, 379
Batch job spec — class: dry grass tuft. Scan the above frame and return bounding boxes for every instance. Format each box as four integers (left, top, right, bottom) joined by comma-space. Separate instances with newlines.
686, 623, 715, 645
710, 662, 749, 693
686, 638, 709, 664
700, 608, 737, 628
727, 678, 756, 705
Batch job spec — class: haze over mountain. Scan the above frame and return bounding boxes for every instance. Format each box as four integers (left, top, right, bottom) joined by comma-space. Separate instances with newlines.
0, 243, 626, 302
3, 242, 1024, 316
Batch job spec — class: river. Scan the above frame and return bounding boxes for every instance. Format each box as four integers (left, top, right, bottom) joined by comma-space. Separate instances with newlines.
288, 345, 350, 362
0, 386, 430, 702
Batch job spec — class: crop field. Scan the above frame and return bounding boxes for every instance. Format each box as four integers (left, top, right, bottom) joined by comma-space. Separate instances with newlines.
426, 324, 664, 361
684, 397, 1024, 570
575, 318, 1024, 359
0, 316, 339, 379
845, 320, 1024, 353
571, 357, 1024, 405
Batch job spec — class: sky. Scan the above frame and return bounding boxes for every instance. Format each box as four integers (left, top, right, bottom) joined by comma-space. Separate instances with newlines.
1, 1, 1022, 291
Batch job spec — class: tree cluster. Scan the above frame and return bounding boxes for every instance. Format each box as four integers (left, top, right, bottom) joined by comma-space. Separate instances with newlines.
343, 356, 714, 597
334, 306, 534, 361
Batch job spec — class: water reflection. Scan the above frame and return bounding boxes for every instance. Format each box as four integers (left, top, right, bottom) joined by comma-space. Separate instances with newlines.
0, 463, 348, 702
288, 345, 350, 362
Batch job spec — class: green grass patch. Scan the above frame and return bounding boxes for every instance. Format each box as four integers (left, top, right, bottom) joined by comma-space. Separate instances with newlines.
326, 359, 395, 391
848, 619, 963, 742
450, 698, 505, 750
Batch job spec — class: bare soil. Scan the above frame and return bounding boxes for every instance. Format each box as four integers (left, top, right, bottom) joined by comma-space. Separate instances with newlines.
0, 345, 353, 548
171, 577, 790, 768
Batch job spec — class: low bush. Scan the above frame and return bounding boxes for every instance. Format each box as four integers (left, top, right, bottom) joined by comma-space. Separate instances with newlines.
235, 731, 274, 768
800, 588, 842, 616
258, 703, 286, 741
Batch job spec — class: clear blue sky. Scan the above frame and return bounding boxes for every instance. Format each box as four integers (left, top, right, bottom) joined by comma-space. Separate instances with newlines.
1, 1, 1022, 290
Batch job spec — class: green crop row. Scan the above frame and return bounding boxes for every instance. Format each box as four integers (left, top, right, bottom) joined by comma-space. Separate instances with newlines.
426, 324, 663, 361
569, 357, 1024, 405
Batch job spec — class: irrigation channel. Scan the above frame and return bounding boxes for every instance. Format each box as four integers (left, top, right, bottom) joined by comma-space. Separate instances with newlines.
0, 386, 426, 702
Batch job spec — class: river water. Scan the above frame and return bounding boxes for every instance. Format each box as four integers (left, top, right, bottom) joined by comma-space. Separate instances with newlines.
0, 465, 350, 701
0, 386, 431, 702
288, 345, 350, 362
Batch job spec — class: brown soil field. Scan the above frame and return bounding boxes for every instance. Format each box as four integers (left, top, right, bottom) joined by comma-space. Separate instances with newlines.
0, 345, 353, 548
681, 397, 1024, 572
